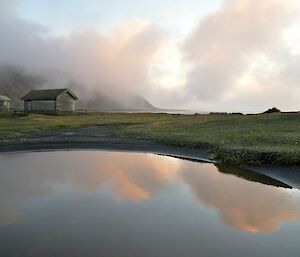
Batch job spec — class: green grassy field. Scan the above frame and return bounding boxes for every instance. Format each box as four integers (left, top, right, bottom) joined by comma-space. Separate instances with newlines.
0, 112, 300, 165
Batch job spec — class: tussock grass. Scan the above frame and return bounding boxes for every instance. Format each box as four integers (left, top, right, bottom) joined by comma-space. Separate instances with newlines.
1, 112, 300, 165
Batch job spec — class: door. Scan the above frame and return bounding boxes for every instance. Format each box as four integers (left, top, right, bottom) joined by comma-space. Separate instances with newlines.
27, 101, 32, 112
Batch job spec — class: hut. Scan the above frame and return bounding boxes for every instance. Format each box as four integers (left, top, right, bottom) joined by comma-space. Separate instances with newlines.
21, 88, 78, 114
0, 95, 11, 111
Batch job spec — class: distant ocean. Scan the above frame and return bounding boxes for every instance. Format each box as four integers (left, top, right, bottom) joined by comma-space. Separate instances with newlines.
120, 110, 208, 115
78, 109, 209, 115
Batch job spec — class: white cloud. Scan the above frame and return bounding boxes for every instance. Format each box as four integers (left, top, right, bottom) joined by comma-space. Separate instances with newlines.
183, 0, 300, 112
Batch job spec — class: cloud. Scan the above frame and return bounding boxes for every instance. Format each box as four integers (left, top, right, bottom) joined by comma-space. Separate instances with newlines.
1, 0, 300, 111
183, 0, 300, 112
0, 10, 165, 102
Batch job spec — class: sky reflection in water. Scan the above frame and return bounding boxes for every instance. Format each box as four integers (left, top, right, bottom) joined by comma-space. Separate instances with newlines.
0, 151, 300, 257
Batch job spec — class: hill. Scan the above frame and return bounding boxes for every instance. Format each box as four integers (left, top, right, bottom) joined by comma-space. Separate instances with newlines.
0, 67, 43, 107
0, 66, 159, 111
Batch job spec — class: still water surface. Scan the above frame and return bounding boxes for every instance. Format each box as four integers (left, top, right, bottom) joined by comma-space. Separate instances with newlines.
0, 151, 300, 257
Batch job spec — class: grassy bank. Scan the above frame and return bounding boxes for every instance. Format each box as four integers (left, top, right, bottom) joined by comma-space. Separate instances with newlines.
0, 112, 300, 165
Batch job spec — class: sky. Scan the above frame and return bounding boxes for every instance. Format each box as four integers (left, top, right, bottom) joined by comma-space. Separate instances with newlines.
1, 0, 300, 112
16, 0, 221, 36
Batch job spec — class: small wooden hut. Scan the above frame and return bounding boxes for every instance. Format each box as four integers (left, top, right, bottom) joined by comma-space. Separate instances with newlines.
0, 95, 11, 111
21, 88, 78, 114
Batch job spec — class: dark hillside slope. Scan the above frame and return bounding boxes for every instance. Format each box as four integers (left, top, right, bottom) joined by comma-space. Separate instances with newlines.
0, 66, 43, 107
0, 66, 159, 111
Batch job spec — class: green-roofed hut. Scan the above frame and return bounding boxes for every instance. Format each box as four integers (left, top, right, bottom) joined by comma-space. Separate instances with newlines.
21, 88, 78, 114
0, 95, 11, 111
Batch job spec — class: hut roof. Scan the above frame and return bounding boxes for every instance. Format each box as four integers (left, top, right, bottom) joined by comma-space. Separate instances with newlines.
21, 88, 78, 101
0, 95, 11, 102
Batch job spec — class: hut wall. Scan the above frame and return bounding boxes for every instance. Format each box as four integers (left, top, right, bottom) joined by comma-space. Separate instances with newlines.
25, 100, 56, 112
56, 93, 75, 112
0, 101, 10, 111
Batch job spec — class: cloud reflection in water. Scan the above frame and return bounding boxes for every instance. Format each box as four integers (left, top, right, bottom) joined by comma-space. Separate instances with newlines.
0, 151, 299, 233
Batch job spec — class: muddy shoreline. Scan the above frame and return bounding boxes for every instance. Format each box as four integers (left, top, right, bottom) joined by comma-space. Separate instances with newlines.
1, 125, 299, 189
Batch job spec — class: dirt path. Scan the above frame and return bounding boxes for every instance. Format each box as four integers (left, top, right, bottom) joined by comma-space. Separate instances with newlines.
0, 125, 212, 162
